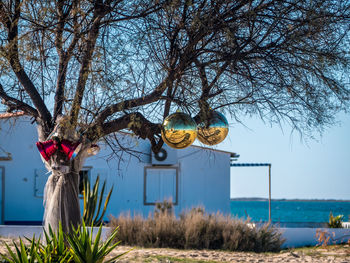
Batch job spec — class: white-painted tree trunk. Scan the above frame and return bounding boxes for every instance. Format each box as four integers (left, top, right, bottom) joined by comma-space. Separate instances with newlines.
38, 120, 90, 233
43, 168, 81, 233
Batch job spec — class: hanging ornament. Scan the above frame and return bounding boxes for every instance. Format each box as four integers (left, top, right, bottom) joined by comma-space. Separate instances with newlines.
36, 140, 59, 161
161, 112, 197, 149
87, 144, 100, 156
196, 111, 229, 146
36, 137, 83, 161
60, 140, 82, 160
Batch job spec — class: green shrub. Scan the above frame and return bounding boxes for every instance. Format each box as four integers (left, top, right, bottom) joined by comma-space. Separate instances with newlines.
1, 224, 72, 263
109, 207, 284, 252
1, 221, 125, 263
83, 175, 113, 226
328, 212, 344, 228
1, 236, 40, 263
39, 223, 72, 262
66, 221, 126, 263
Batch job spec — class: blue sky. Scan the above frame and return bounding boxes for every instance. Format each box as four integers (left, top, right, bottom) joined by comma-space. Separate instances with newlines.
216, 112, 350, 200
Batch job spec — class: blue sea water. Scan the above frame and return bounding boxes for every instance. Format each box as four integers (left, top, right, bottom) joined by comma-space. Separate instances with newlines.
230, 200, 350, 223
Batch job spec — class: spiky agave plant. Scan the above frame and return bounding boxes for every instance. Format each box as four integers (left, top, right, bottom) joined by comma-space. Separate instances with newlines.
83, 175, 113, 226
66, 221, 127, 263
38, 223, 72, 262
1, 236, 39, 263
1, 223, 72, 263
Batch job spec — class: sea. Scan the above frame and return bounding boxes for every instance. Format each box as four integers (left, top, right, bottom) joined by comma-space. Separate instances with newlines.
230, 200, 350, 225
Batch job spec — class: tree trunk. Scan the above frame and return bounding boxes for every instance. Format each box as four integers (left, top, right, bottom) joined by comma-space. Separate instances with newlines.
37, 117, 91, 233
43, 168, 81, 234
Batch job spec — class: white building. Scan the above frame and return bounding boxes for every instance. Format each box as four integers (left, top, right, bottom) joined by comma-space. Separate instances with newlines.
0, 113, 237, 225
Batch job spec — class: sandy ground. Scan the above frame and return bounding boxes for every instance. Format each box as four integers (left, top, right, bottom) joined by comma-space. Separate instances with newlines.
108, 244, 350, 262
0, 237, 349, 262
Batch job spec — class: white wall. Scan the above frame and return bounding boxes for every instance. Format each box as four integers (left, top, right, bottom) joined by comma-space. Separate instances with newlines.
0, 117, 45, 223
0, 225, 349, 249
177, 147, 230, 215
280, 227, 350, 248
0, 117, 231, 223
86, 138, 231, 218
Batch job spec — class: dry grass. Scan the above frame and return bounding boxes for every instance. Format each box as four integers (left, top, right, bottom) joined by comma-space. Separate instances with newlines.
108, 207, 284, 252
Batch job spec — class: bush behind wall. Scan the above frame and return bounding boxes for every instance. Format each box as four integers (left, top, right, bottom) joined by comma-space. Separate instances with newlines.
109, 208, 284, 252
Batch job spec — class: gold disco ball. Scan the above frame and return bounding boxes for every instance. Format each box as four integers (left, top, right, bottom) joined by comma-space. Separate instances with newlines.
197, 111, 229, 146
161, 112, 197, 149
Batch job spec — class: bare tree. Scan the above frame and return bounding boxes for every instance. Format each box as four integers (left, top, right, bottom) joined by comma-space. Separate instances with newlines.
0, 0, 349, 232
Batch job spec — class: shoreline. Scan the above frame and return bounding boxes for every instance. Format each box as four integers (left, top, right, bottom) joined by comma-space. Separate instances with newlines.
230, 198, 350, 202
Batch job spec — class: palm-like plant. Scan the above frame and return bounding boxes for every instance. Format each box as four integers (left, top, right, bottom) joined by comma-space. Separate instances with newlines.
1, 221, 127, 263
66, 221, 127, 263
38, 223, 72, 262
83, 175, 113, 226
1, 224, 72, 263
1, 236, 39, 263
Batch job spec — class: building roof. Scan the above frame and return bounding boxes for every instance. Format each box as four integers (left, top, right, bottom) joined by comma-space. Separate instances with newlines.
191, 144, 239, 158
117, 130, 239, 158
0, 111, 26, 119
0, 112, 239, 158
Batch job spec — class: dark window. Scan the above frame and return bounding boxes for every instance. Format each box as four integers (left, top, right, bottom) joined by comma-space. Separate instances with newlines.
79, 169, 91, 195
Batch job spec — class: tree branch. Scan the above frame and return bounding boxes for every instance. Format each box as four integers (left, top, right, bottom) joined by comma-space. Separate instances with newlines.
102, 112, 160, 136
101, 1, 164, 24
0, 0, 52, 128
53, 0, 69, 122
53, 0, 79, 122
0, 83, 38, 117
94, 73, 175, 125
86, 111, 162, 152
69, 0, 106, 127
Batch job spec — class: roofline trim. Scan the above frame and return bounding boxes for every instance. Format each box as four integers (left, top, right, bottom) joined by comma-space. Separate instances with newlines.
190, 144, 238, 157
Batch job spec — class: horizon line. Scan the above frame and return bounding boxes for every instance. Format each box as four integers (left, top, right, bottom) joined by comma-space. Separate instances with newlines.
230, 197, 350, 202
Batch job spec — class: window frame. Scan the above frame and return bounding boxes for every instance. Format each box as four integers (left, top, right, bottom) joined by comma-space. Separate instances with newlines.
143, 166, 179, 206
